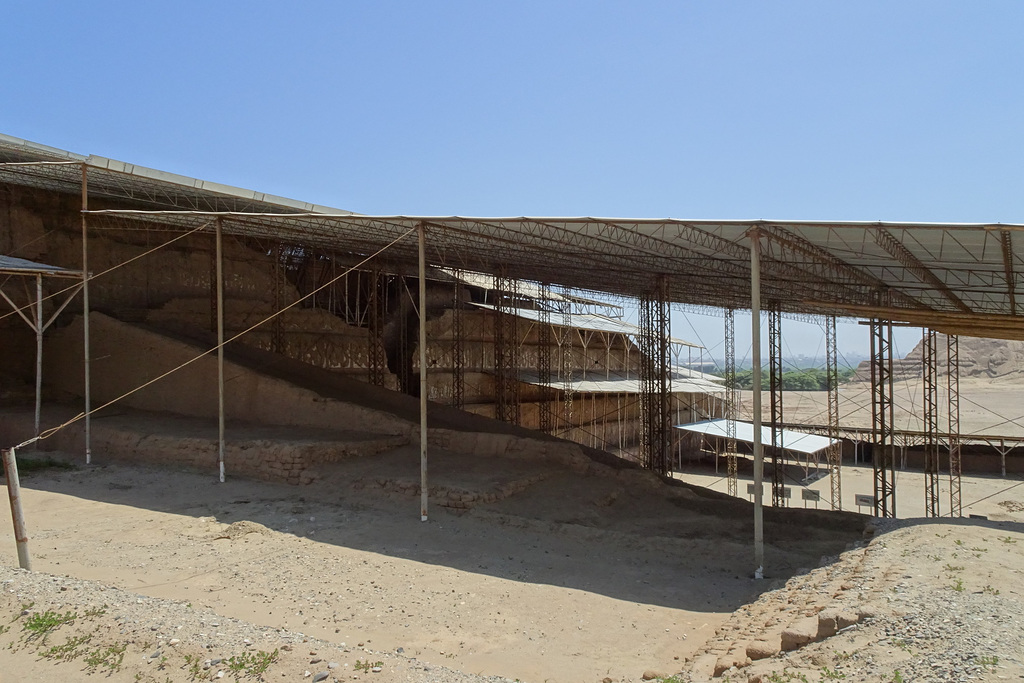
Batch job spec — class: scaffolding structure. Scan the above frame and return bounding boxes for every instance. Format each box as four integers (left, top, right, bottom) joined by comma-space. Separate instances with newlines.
870, 319, 897, 518
724, 308, 738, 496
536, 283, 554, 434
824, 315, 842, 510
367, 266, 387, 387
947, 334, 962, 517
922, 328, 940, 517
450, 275, 465, 410
638, 276, 671, 474
5, 134, 1024, 574
768, 306, 786, 507
558, 288, 575, 435
493, 274, 521, 425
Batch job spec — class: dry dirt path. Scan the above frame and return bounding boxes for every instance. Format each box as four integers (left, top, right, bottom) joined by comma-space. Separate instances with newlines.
0, 448, 864, 683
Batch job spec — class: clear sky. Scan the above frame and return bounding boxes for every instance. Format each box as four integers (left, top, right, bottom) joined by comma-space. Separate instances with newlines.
3, 2, 1022, 359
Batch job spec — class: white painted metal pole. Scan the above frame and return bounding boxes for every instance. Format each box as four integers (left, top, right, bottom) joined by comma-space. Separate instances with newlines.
81, 164, 92, 464
750, 229, 765, 579
34, 274, 43, 441
216, 218, 226, 483
2, 447, 31, 570
418, 223, 429, 522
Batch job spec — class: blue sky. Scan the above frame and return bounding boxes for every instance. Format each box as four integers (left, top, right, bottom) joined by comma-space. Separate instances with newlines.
3, 2, 1021, 358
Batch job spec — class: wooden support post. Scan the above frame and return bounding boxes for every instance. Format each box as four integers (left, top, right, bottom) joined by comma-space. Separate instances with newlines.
216, 218, 225, 483
81, 164, 91, 464
2, 447, 31, 570
418, 224, 428, 522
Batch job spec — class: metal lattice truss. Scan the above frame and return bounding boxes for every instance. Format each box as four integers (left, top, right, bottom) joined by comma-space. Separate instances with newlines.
2, 134, 1024, 341
947, 335, 963, 517
768, 307, 786, 507
922, 329, 940, 517
824, 316, 842, 511
870, 320, 897, 518
724, 309, 738, 497
638, 276, 671, 475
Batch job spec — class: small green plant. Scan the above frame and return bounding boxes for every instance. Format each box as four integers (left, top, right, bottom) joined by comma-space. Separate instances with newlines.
891, 670, 904, 683
354, 659, 384, 672
976, 655, 999, 668
84, 643, 127, 672
894, 638, 912, 653
970, 546, 988, 553
954, 539, 964, 546
83, 606, 107, 618
943, 563, 964, 572
183, 653, 204, 680
927, 553, 942, 562
951, 578, 965, 592
656, 677, 684, 683
998, 536, 1017, 544
22, 610, 78, 641
40, 634, 93, 662
820, 666, 846, 679
764, 672, 809, 683
0, 624, 8, 636
982, 585, 1001, 595
225, 649, 278, 677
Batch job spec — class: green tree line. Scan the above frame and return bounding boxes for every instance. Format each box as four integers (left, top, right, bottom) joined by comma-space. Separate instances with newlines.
731, 366, 857, 391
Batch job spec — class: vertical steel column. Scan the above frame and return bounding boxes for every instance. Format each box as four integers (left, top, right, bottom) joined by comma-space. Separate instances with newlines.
637, 276, 670, 474
750, 230, 765, 578
81, 164, 92, 464
2, 447, 31, 570
559, 289, 574, 436
870, 319, 896, 517
825, 315, 842, 510
537, 283, 554, 434
724, 308, 738, 497
367, 267, 387, 386
768, 307, 785, 507
494, 274, 521, 425
922, 329, 940, 517
947, 334, 962, 517
216, 218, 226, 483
418, 224, 429, 522
451, 275, 465, 409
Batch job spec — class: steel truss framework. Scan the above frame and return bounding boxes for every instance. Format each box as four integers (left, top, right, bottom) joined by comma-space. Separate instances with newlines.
824, 316, 842, 510
493, 274, 521, 425
947, 334, 963, 517
367, 266, 388, 387
768, 307, 786, 507
536, 283, 555, 434
870, 320, 897, 518
638, 276, 671, 474
922, 329, 941, 517
724, 308, 738, 497
557, 287, 575, 434
4, 141, 1024, 343
450, 275, 465, 410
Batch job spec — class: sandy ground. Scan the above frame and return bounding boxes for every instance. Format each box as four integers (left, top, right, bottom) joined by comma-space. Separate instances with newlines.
0, 441, 867, 683
761, 378, 1024, 437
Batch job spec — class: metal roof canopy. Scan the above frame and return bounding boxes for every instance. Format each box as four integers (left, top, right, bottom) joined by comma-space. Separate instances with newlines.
0, 255, 85, 444
676, 419, 837, 456
518, 368, 725, 395
2, 133, 1023, 341
470, 302, 701, 348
